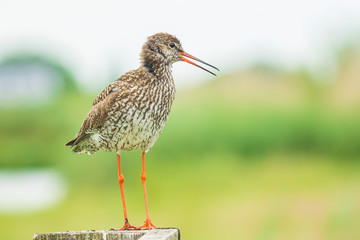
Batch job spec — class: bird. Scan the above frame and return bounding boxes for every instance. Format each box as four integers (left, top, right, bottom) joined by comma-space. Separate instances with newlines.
65, 33, 219, 230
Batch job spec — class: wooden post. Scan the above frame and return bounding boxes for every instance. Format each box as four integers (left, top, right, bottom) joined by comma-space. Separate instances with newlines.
33, 228, 180, 240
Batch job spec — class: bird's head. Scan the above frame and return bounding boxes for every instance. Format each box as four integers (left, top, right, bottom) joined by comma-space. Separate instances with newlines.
141, 33, 219, 76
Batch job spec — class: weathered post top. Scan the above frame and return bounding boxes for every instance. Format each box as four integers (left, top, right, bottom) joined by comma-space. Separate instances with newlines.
33, 228, 180, 240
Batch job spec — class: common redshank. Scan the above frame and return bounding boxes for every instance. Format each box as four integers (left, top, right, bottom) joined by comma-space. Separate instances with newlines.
65, 33, 219, 230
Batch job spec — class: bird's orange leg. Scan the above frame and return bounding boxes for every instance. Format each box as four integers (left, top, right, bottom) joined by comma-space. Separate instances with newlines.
137, 152, 157, 229
114, 154, 138, 230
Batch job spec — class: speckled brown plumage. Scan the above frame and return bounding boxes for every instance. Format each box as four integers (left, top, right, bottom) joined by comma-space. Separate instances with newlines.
66, 33, 180, 154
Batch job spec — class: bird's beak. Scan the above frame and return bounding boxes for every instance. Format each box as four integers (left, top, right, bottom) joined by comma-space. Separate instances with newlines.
180, 52, 219, 76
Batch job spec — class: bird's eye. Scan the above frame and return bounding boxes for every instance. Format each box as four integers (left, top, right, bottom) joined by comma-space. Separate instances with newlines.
169, 42, 175, 48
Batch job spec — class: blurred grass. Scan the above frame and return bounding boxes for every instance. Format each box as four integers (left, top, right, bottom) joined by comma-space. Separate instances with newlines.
1, 50, 360, 239
1, 155, 359, 240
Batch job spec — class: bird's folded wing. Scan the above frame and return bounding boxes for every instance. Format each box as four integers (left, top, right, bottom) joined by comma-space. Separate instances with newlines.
77, 81, 135, 136
92, 82, 120, 106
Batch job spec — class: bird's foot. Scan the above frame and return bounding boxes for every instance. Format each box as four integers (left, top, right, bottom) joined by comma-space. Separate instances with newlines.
137, 217, 157, 230
113, 218, 139, 231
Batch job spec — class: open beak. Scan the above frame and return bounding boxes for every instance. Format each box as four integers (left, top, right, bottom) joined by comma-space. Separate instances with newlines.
180, 52, 219, 76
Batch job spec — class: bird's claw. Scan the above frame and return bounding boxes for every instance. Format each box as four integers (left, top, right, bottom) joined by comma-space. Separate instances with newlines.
137, 218, 157, 230
113, 219, 139, 231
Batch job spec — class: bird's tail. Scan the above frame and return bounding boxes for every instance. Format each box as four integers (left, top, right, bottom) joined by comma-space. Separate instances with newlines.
65, 139, 76, 146
65, 133, 94, 154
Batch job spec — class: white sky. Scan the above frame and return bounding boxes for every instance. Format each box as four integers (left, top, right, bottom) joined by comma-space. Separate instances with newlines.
1, 0, 360, 91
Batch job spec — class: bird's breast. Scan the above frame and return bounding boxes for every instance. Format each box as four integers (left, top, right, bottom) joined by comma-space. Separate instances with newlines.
103, 80, 175, 152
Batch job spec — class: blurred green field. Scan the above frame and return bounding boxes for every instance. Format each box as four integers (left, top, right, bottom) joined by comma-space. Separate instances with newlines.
1, 155, 360, 240
1, 58, 360, 239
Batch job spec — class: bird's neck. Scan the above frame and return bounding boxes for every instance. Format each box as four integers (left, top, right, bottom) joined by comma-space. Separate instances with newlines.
142, 56, 173, 83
